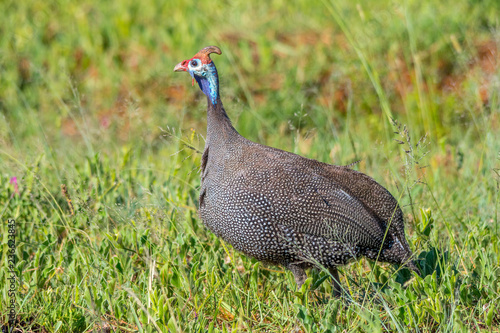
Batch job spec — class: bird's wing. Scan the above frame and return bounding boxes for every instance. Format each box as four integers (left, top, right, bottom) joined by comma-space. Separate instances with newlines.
325, 166, 406, 239
284, 173, 387, 249
234, 164, 389, 250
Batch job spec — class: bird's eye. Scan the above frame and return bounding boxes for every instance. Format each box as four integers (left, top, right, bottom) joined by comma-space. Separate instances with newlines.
190, 59, 199, 67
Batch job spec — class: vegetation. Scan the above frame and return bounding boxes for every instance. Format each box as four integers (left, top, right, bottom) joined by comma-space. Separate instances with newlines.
1, 0, 499, 331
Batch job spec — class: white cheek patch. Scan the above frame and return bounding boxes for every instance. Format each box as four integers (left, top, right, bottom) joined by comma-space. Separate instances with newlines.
190, 65, 209, 77
188, 60, 203, 72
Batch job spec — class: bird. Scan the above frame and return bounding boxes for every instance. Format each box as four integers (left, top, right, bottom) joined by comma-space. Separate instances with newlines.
174, 46, 419, 296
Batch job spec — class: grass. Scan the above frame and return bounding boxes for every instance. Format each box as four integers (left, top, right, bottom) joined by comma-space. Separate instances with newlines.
1, 0, 499, 331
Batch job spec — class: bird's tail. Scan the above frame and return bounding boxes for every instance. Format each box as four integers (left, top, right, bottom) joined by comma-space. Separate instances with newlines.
405, 259, 421, 276
379, 235, 421, 276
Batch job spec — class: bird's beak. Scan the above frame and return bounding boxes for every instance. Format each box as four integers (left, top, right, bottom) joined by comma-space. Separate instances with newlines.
174, 60, 188, 72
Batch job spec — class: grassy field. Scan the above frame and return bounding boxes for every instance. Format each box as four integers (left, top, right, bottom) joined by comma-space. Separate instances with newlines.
1, 0, 499, 331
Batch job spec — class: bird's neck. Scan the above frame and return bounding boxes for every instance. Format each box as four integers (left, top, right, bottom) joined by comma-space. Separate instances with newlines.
195, 63, 239, 146
206, 97, 239, 145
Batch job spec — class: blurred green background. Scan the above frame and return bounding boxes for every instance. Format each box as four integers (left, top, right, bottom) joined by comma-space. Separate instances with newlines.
1, 0, 499, 331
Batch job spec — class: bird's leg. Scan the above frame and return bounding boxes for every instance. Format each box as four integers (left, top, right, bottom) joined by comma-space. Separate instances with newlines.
288, 264, 307, 289
329, 267, 341, 297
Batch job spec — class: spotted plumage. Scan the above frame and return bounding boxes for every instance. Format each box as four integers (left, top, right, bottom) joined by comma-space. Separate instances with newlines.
174, 46, 419, 296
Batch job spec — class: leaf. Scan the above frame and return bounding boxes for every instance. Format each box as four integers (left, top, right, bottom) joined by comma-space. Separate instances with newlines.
486, 302, 497, 327
170, 270, 181, 289
54, 321, 62, 332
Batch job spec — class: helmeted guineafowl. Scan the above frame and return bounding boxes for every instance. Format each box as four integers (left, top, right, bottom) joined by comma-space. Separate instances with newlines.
174, 46, 419, 296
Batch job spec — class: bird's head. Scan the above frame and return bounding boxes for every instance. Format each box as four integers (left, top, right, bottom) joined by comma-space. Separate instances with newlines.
174, 46, 222, 105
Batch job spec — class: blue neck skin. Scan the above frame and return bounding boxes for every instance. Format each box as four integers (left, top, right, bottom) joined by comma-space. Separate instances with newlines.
190, 62, 219, 105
